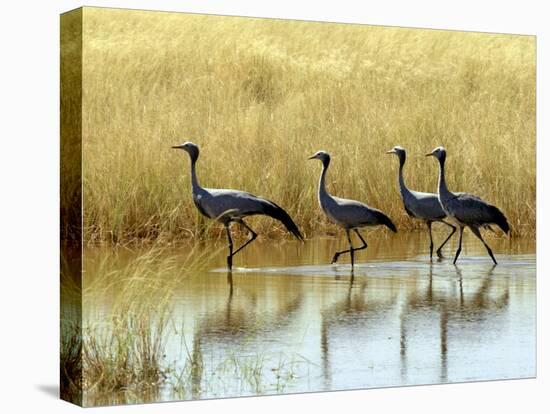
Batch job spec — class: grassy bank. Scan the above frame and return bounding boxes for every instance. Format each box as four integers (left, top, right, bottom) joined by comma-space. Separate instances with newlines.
74, 8, 535, 243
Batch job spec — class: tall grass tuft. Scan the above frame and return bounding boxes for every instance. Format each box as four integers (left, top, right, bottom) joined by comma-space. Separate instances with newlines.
78, 245, 213, 404
64, 245, 307, 405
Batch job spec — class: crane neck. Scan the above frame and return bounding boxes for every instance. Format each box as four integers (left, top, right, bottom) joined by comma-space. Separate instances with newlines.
189, 157, 202, 193
397, 156, 410, 196
318, 158, 330, 200
437, 155, 451, 197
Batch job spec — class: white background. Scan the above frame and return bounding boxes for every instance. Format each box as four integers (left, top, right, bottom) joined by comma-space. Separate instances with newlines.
0, 0, 547, 412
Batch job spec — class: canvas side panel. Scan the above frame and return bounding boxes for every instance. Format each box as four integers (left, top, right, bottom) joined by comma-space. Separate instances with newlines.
60, 7, 83, 407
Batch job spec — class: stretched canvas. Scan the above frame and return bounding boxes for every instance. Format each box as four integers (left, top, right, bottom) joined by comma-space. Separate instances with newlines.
60, 6, 536, 407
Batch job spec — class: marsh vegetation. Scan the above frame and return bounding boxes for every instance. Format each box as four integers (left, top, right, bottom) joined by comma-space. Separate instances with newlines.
69, 8, 536, 244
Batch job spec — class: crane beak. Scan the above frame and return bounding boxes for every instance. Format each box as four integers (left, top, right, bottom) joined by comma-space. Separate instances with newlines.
425, 152, 434, 157
386, 149, 396, 154
308, 155, 317, 160
172, 144, 185, 150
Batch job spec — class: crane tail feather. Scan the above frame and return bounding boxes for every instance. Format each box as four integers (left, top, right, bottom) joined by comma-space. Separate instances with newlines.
377, 211, 397, 233
261, 200, 304, 241
489, 205, 510, 234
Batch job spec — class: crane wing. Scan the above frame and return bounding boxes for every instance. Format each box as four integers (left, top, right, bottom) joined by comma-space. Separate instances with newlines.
446, 193, 509, 233
203, 189, 304, 240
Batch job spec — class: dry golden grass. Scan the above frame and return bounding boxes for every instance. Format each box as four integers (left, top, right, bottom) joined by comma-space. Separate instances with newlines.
74, 7, 535, 243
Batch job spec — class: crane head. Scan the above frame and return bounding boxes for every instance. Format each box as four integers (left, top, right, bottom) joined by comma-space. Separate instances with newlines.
308, 150, 331, 166
425, 146, 446, 161
386, 146, 406, 158
172, 141, 200, 161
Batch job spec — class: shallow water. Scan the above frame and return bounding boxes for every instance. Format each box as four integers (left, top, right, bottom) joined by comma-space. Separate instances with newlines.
83, 233, 536, 404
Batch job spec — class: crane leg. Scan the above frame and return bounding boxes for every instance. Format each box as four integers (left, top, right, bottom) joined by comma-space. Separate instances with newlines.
331, 229, 353, 265
469, 226, 498, 265
231, 219, 258, 258
348, 230, 354, 268
427, 221, 434, 260
354, 229, 368, 252
225, 224, 234, 270
453, 226, 464, 265
331, 229, 367, 267
436, 220, 457, 258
